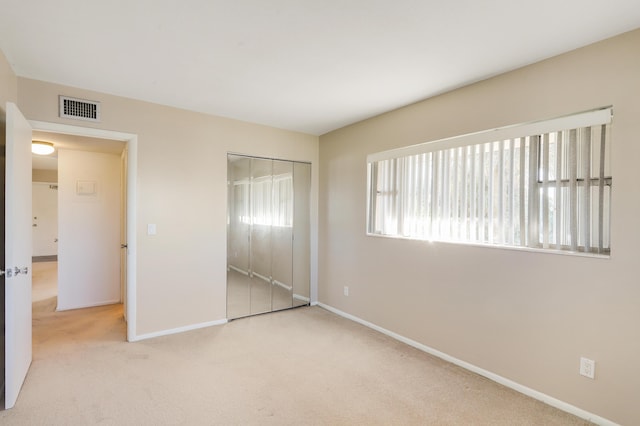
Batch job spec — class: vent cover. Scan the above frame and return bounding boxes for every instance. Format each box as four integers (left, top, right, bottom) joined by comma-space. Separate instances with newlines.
59, 95, 101, 122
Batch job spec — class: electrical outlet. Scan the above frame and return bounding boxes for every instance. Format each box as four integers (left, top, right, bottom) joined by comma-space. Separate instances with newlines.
580, 357, 595, 379
343, 286, 349, 296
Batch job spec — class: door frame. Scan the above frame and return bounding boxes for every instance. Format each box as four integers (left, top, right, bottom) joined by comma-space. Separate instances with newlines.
29, 120, 138, 342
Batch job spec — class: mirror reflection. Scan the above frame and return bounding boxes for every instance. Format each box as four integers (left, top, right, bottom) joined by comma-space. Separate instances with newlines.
227, 154, 310, 319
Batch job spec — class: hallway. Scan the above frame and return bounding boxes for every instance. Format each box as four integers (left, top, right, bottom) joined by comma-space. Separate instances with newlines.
31, 260, 125, 350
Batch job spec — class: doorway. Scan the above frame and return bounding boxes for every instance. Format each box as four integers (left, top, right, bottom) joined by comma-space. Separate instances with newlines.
31, 146, 59, 312
31, 131, 126, 314
3, 107, 139, 410
28, 120, 138, 341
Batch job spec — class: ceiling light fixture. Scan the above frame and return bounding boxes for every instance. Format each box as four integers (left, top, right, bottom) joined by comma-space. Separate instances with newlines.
32, 141, 55, 155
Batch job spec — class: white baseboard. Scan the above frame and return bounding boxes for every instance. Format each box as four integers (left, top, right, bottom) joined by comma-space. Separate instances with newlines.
56, 298, 121, 312
228, 264, 249, 276
317, 303, 617, 426
273, 279, 293, 291
131, 318, 228, 342
253, 271, 270, 283
293, 294, 310, 303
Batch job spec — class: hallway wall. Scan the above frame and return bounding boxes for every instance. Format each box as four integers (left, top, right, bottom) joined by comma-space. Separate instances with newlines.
57, 149, 121, 310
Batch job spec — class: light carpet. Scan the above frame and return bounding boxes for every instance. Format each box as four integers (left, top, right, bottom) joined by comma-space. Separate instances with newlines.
0, 262, 592, 425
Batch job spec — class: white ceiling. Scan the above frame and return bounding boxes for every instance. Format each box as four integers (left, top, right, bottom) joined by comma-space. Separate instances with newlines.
2, 1, 640, 135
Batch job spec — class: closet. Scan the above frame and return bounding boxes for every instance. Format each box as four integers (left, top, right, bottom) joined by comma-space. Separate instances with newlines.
227, 154, 310, 319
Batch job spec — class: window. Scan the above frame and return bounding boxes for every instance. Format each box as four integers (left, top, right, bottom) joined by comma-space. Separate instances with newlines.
367, 108, 612, 255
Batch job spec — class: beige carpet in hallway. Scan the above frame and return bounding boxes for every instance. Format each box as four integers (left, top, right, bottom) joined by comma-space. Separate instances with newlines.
31, 260, 58, 304
0, 263, 592, 425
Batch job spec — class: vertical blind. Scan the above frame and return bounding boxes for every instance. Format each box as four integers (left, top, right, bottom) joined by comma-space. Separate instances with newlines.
237, 173, 294, 227
367, 108, 612, 255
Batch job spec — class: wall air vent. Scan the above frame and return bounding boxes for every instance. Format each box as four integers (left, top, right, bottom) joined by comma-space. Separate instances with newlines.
59, 95, 101, 122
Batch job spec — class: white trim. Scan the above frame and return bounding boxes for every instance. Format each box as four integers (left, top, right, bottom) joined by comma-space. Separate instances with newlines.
366, 232, 611, 260
368, 107, 612, 163
126, 136, 137, 342
28, 120, 138, 343
229, 264, 249, 276
293, 294, 310, 303
56, 299, 121, 312
29, 120, 135, 141
253, 271, 270, 283
273, 279, 293, 291
131, 318, 228, 342
317, 303, 618, 426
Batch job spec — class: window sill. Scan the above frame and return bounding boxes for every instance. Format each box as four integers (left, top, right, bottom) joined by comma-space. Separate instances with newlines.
366, 232, 611, 259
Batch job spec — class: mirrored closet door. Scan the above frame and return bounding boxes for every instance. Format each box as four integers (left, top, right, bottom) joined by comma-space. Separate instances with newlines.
227, 154, 310, 319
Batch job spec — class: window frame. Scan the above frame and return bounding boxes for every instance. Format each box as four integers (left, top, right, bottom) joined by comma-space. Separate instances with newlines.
366, 107, 613, 257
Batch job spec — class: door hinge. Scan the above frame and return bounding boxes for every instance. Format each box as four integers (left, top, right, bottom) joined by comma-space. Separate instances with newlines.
0, 266, 29, 278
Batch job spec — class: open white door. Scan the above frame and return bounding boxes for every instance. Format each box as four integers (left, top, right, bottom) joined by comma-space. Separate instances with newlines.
4, 102, 32, 409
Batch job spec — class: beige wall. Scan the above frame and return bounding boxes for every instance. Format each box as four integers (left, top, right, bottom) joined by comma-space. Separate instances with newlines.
0, 49, 17, 119
319, 29, 640, 425
0, 49, 18, 156
17, 78, 319, 336
32, 169, 58, 183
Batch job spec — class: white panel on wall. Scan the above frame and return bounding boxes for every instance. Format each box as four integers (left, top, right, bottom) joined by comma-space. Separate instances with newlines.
58, 149, 122, 310
32, 182, 58, 256
76, 180, 97, 195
